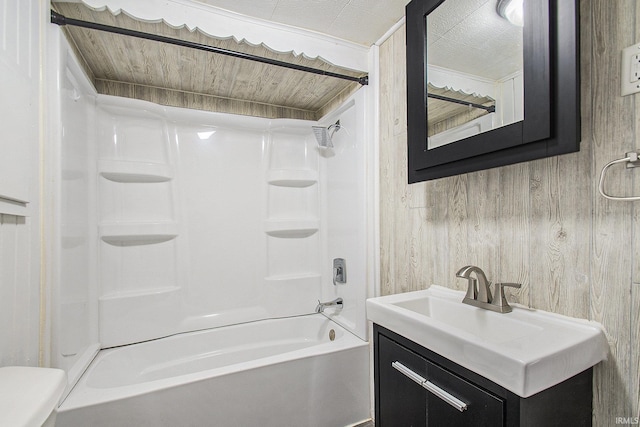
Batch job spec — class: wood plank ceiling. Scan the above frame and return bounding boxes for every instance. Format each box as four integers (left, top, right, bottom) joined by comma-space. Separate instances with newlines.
52, 2, 367, 120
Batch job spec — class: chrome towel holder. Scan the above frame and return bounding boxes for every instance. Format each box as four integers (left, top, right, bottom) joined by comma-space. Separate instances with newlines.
598, 151, 640, 201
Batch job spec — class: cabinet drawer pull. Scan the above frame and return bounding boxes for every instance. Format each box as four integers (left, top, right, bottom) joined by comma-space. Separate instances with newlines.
423, 380, 468, 412
391, 361, 426, 385
391, 361, 468, 412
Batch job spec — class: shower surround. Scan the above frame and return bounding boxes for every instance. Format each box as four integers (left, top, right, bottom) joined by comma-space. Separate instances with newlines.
95, 95, 327, 347
86, 89, 370, 347
49, 23, 373, 424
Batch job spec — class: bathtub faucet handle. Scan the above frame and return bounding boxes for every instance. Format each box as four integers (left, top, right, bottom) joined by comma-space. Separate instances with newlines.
316, 297, 343, 313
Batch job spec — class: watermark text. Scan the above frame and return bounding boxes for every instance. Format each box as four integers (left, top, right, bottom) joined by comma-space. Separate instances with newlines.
616, 417, 640, 425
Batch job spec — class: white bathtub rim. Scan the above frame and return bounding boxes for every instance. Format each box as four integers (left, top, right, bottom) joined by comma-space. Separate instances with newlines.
59, 314, 367, 411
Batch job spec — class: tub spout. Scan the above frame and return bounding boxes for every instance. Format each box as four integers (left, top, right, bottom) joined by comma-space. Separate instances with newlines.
316, 297, 343, 313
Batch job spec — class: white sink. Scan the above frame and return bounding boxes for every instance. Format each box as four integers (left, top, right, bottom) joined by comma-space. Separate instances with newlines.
366, 285, 608, 398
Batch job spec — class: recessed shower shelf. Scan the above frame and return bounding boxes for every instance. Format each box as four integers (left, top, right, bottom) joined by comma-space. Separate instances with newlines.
264, 274, 321, 287
267, 169, 318, 187
100, 286, 180, 301
99, 159, 173, 183
264, 219, 319, 238
100, 221, 178, 245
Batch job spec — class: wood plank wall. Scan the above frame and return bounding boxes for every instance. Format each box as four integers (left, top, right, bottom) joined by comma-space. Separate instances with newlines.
379, 0, 640, 423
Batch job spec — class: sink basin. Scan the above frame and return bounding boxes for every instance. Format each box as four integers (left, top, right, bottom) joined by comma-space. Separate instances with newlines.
366, 285, 608, 397
392, 296, 544, 345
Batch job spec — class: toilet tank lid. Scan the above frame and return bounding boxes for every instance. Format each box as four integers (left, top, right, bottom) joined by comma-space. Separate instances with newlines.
0, 367, 66, 427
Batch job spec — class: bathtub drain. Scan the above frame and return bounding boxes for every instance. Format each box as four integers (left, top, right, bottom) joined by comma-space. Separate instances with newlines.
329, 329, 336, 341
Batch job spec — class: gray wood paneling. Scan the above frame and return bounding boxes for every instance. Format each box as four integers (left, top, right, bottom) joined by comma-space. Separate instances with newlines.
633, 1, 640, 413
95, 79, 318, 120
378, 1, 640, 423
379, 36, 395, 297
590, 0, 635, 421
497, 163, 530, 306
632, 282, 640, 419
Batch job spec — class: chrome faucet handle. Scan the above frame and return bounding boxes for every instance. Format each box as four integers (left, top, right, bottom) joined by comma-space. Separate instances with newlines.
492, 283, 522, 313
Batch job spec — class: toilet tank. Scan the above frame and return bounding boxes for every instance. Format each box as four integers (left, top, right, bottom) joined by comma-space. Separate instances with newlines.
0, 367, 67, 427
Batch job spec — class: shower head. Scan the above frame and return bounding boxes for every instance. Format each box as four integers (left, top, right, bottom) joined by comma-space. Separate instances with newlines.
312, 120, 341, 148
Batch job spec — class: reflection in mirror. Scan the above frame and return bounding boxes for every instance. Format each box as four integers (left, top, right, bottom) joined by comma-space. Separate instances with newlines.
426, 0, 524, 149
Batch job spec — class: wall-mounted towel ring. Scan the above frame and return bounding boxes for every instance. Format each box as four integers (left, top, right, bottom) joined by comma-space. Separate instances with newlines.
598, 151, 640, 201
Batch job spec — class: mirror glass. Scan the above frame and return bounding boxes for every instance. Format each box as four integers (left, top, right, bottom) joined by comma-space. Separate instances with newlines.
426, 0, 524, 149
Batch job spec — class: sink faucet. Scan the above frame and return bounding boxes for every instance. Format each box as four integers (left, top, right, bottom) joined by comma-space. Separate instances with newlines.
455, 266, 521, 313
456, 265, 492, 303
316, 297, 343, 313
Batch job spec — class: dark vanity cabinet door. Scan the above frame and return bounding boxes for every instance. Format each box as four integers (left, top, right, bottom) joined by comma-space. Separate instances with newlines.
377, 334, 427, 426
374, 324, 594, 427
425, 361, 503, 426
377, 333, 504, 427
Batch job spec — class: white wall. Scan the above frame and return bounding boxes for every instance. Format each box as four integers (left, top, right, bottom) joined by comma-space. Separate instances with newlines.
0, 215, 40, 366
0, 0, 43, 367
0, 0, 40, 209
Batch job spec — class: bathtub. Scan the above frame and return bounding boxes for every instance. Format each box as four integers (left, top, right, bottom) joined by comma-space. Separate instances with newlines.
57, 314, 370, 427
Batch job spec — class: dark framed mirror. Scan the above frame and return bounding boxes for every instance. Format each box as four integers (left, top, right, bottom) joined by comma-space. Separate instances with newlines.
406, 0, 580, 183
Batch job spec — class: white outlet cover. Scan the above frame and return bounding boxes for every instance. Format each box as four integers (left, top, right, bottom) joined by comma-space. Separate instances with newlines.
621, 42, 640, 96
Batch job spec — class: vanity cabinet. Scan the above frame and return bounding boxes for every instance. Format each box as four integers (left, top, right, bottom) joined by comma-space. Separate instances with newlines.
374, 325, 593, 427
